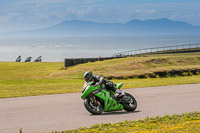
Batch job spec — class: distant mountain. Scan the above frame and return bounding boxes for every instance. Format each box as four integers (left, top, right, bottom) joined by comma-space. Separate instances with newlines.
1, 18, 200, 38
125, 18, 196, 35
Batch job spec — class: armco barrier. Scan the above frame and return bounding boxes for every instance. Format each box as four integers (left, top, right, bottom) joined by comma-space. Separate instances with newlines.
113, 43, 200, 57
65, 43, 200, 67
64, 57, 121, 67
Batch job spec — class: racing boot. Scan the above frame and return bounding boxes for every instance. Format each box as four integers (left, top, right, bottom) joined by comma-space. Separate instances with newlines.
115, 89, 125, 97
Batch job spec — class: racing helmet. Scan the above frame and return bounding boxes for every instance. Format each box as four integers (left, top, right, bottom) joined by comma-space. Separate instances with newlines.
83, 71, 93, 82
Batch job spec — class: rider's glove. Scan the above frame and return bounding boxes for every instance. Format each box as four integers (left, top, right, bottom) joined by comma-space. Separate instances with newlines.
94, 83, 100, 87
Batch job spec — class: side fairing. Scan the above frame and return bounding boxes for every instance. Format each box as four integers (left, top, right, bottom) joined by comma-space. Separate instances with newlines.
95, 90, 123, 112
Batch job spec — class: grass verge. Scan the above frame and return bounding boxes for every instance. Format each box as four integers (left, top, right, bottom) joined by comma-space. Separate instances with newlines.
0, 52, 200, 98
51, 112, 200, 133
0, 75, 200, 98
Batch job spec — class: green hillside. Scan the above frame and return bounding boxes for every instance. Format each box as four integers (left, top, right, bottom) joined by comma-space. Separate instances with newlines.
0, 52, 200, 98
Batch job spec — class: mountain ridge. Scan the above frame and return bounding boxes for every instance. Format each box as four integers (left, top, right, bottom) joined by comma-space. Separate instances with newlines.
1, 18, 200, 38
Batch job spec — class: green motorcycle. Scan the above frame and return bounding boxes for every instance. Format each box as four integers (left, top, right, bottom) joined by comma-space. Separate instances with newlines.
81, 82, 137, 115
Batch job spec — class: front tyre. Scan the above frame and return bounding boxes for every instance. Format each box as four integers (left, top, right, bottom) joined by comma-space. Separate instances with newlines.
84, 98, 103, 115
122, 93, 137, 112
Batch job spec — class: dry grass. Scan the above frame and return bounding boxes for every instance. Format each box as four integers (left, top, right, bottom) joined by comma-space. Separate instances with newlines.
55, 52, 200, 78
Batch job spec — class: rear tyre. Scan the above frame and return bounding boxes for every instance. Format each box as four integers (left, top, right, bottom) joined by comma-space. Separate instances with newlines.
122, 93, 137, 112
84, 98, 103, 115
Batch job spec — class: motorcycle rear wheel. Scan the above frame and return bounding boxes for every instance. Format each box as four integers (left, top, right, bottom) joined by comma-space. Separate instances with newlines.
84, 98, 103, 115
122, 93, 137, 112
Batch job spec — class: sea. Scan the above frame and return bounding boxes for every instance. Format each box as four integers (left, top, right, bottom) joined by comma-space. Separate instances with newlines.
0, 35, 200, 62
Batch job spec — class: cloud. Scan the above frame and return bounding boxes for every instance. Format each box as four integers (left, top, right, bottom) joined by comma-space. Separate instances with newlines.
112, 2, 200, 25
135, 9, 156, 14
17, 0, 72, 5
59, 2, 200, 26
0, 1, 200, 32
15, 0, 104, 6
66, 6, 97, 17
0, 13, 21, 22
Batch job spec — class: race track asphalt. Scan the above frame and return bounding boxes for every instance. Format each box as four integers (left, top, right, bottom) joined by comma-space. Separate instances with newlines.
0, 84, 200, 133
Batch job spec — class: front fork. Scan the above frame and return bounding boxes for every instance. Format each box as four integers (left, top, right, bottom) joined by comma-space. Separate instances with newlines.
89, 95, 101, 106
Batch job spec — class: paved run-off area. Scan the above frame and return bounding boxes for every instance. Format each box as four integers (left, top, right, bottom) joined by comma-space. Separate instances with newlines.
0, 84, 200, 133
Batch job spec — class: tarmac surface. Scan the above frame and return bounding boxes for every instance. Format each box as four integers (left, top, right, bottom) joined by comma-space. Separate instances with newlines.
0, 84, 200, 133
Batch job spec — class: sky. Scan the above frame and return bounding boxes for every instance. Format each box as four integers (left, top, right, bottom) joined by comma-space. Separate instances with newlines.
0, 0, 200, 32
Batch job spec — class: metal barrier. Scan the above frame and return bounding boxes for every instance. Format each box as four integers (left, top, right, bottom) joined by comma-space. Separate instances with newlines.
65, 43, 200, 67
113, 43, 200, 57
65, 57, 120, 67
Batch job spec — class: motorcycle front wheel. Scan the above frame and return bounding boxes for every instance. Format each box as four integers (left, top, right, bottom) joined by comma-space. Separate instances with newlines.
122, 93, 137, 112
84, 98, 103, 115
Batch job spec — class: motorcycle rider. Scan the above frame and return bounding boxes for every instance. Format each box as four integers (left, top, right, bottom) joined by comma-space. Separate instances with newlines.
83, 71, 125, 97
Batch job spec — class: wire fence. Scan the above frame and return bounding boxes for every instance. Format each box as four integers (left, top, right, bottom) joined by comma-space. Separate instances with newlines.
113, 43, 200, 57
